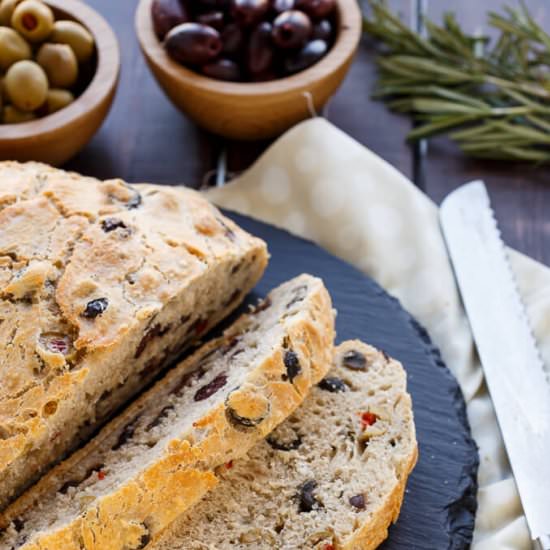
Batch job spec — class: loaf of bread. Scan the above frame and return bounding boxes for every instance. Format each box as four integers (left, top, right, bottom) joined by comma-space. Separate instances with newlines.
153, 340, 417, 550
0, 274, 335, 550
0, 161, 269, 508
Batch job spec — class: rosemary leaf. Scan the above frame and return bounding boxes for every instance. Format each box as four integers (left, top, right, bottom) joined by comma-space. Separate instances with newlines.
526, 115, 550, 133
364, 0, 550, 162
409, 98, 490, 115
406, 115, 480, 141
501, 146, 550, 161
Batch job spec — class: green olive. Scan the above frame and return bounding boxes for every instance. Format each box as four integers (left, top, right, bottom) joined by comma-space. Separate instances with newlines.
3, 104, 36, 123
4, 59, 48, 111
44, 88, 73, 114
50, 20, 94, 63
11, 0, 54, 43
0, 76, 6, 102
0, 0, 22, 26
36, 42, 78, 88
0, 26, 32, 71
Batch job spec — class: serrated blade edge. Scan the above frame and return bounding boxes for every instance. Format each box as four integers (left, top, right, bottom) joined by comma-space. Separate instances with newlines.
440, 181, 550, 540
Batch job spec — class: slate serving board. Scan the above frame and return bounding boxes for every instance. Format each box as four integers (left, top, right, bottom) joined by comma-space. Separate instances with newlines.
225, 211, 479, 550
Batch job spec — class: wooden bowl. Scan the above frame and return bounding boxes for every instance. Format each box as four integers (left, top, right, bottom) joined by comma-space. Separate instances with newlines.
136, 0, 362, 140
0, 0, 119, 166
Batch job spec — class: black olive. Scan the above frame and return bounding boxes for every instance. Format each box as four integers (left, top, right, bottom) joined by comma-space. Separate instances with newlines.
247, 22, 274, 75
272, 10, 312, 50
101, 218, 127, 233
136, 529, 151, 549
349, 493, 366, 510
112, 416, 141, 450
145, 405, 175, 430
342, 350, 367, 371
225, 388, 268, 429
286, 284, 307, 308
231, 0, 269, 27
297, 479, 321, 512
194, 373, 228, 401
202, 58, 242, 81
220, 23, 245, 57
283, 350, 301, 382
225, 406, 264, 428
312, 19, 332, 41
197, 11, 225, 30
318, 376, 348, 393
266, 434, 302, 451
283, 39, 327, 75
13, 518, 25, 532
272, 0, 295, 13
151, 0, 190, 40
82, 298, 108, 319
295, 0, 335, 19
165, 22, 222, 66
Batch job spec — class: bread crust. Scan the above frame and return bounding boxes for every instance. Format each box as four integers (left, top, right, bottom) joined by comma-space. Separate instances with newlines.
1, 275, 335, 550
0, 161, 268, 507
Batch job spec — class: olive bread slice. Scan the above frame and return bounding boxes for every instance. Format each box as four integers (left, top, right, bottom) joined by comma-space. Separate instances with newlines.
0, 274, 335, 550
153, 340, 417, 550
0, 161, 268, 508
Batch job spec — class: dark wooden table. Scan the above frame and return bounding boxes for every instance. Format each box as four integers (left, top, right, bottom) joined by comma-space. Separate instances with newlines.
68, 0, 550, 265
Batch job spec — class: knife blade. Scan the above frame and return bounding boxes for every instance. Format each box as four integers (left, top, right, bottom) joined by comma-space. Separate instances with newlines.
440, 181, 550, 549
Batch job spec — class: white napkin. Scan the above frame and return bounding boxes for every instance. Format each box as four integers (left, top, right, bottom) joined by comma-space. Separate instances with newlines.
205, 118, 550, 549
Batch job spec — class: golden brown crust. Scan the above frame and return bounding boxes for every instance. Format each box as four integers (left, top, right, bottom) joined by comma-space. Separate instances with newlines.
1, 275, 335, 550
0, 161, 268, 507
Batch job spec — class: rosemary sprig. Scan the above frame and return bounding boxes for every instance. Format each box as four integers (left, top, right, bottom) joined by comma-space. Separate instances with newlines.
363, 1, 550, 162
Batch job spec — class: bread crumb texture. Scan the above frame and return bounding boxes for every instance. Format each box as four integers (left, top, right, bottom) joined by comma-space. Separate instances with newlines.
0, 161, 268, 508
152, 340, 418, 550
0, 275, 335, 550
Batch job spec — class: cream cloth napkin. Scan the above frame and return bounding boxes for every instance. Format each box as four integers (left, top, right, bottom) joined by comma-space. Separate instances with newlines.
205, 118, 550, 549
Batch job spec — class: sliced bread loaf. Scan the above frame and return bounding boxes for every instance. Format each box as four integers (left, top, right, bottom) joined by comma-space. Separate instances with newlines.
0, 161, 268, 507
0, 274, 335, 550
153, 340, 417, 550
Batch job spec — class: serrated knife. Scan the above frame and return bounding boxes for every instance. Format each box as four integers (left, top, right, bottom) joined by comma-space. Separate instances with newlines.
440, 181, 550, 550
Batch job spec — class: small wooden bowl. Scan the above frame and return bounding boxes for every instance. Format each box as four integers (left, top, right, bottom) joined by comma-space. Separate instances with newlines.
0, 0, 120, 166
136, 0, 362, 140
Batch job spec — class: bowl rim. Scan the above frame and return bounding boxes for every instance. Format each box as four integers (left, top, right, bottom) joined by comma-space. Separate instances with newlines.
135, 0, 362, 97
1, 0, 120, 140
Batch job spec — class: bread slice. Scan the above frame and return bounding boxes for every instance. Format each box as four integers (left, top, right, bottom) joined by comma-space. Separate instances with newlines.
0, 161, 268, 507
152, 340, 417, 550
0, 274, 335, 550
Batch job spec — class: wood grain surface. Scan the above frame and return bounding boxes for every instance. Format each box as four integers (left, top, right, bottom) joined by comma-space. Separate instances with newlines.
66, 0, 550, 265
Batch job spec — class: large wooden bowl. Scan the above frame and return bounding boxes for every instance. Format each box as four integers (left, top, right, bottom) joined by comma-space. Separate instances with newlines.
136, 0, 362, 140
0, 0, 119, 166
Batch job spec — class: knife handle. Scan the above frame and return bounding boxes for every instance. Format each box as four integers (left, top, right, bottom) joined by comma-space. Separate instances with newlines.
535, 535, 550, 550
